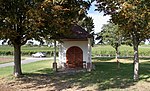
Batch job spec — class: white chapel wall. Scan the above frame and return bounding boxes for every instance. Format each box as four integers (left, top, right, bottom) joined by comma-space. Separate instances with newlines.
59, 40, 88, 65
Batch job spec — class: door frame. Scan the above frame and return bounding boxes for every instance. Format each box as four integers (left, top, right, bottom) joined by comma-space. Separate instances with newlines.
66, 46, 83, 68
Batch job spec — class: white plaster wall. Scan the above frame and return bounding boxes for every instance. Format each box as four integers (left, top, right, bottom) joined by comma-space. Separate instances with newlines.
59, 40, 88, 65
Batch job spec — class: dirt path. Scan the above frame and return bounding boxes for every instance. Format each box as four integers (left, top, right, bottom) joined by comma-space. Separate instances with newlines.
0, 74, 150, 91
0, 69, 88, 91
0, 57, 13, 64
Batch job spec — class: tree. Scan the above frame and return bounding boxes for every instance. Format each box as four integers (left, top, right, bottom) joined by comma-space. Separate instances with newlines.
0, 0, 45, 77
0, 0, 91, 77
96, 0, 150, 81
78, 16, 95, 46
42, 0, 92, 40
97, 23, 122, 68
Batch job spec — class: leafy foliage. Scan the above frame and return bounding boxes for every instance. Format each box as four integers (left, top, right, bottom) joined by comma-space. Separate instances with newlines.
0, 0, 92, 44
96, 0, 150, 44
0, 0, 92, 77
41, 0, 91, 40
96, 0, 150, 81
0, 0, 44, 45
78, 16, 95, 45
96, 23, 122, 68
97, 23, 122, 48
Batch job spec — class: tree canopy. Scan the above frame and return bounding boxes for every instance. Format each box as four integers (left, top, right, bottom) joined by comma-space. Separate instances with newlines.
78, 16, 95, 45
96, 0, 150, 43
96, 23, 122, 68
0, 0, 92, 77
96, 0, 150, 81
97, 23, 121, 48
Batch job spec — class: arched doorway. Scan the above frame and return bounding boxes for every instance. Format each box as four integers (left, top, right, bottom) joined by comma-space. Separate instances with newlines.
66, 46, 83, 68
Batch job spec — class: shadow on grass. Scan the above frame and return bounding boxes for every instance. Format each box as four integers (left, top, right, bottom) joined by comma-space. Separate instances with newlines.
92, 57, 115, 61
139, 61, 150, 82
13, 59, 150, 90
93, 56, 150, 61
139, 57, 150, 60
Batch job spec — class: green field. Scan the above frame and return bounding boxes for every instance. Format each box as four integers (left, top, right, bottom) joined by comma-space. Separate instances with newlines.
92, 45, 150, 57
0, 45, 54, 51
0, 45, 150, 57
0, 45, 57, 56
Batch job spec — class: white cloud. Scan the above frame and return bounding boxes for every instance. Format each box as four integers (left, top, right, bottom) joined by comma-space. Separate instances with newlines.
88, 12, 111, 33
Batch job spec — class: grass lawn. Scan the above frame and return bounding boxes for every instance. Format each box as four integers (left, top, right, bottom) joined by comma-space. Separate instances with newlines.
0, 60, 53, 78
0, 58, 150, 91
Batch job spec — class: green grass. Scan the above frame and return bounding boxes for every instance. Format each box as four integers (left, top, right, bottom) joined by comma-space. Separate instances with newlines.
22, 45, 55, 51
54, 58, 149, 90
0, 58, 149, 90
0, 45, 150, 57
0, 60, 53, 78
0, 45, 54, 51
0, 45, 56, 56
92, 45, 150, 57
22, 60, 53, 74
59, 61, 134, 90
0, 66, 13, 78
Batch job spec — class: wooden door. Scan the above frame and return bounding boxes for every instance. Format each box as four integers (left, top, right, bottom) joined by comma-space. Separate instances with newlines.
66, 46, 83, 68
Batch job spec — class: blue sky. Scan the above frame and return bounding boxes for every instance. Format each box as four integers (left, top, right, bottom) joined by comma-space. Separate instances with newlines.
87, 2, 110, 33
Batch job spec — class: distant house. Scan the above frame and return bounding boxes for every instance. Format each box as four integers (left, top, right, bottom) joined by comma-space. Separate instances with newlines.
56, 24, 93, 70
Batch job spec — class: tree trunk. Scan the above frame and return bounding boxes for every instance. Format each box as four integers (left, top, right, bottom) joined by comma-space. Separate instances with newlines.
53, 40, 57, 71
115, 47, 120, 69
133, 39, 139, 81
14, 44, 22, 77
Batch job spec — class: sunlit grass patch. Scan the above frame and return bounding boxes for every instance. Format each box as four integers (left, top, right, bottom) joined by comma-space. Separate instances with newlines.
0, 60, 53, 78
